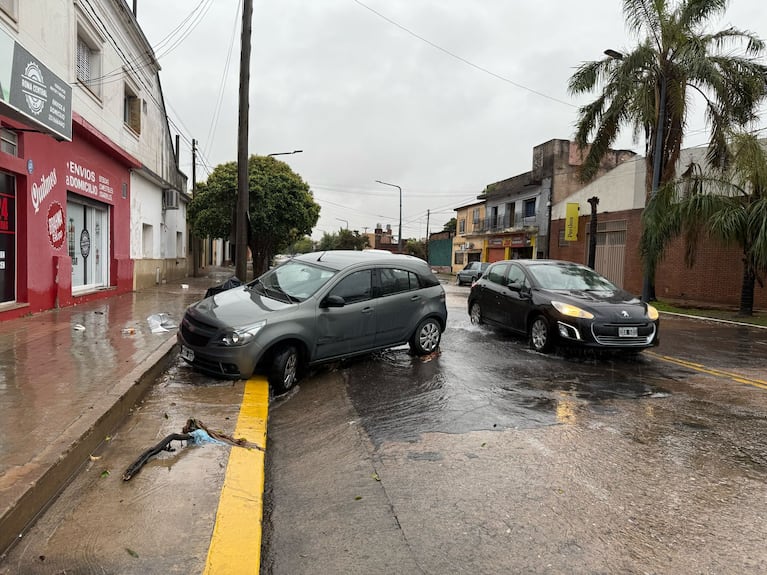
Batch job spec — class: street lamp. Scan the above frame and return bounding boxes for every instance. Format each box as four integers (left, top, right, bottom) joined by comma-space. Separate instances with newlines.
375, 180, 402, 252
605, 48, 664, 301
267, 150, 303, 157
336, 218, 349, 229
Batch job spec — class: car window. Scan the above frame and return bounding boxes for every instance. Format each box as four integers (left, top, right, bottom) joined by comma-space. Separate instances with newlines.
329, 270, 373, 304
528, 263, 617, 291
507, 264, 527, 288
485, 263, 510, 285
379, 268, 416, 296
259, 260, 336, 301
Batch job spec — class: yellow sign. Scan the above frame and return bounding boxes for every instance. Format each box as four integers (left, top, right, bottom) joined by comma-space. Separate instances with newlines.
565, 203, 579, 241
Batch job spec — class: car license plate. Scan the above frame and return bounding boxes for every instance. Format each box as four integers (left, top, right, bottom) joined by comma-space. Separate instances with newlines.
618, 327, 638, 337
180, 345, 195, 361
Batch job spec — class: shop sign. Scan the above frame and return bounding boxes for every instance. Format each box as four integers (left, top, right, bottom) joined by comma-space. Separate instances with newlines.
65, 160, 114, 203
565, 203, 580, 241
0, 26, 72, 141
47, 201, 65, 249
510, 233, 526, 247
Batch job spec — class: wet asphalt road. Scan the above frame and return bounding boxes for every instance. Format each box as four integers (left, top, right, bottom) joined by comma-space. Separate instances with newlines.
3, 282, 766, 574
263, 283, 767, 574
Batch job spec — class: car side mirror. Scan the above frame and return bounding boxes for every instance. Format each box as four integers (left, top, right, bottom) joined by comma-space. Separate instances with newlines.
322, 294, 346, 308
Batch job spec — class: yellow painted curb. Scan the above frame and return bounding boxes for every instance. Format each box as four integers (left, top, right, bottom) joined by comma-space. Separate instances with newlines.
204, 377, 269, 574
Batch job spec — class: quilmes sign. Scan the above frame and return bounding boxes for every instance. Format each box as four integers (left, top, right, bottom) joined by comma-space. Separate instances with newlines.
0, 26, 72, 141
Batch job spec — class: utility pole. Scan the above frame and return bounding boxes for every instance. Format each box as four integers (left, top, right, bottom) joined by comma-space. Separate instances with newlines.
425, 209, 430, 263
587, 196, 599, 270
235, 0, 253, 282
191, 138, 199, 277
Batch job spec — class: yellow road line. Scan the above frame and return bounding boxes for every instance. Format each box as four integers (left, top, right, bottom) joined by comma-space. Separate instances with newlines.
204, 377, 269, 575
648, 352, 767, 390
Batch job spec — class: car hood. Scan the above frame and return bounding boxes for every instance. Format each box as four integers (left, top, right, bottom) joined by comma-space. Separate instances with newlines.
189, 285, 296, 327
539, 288, 649, 316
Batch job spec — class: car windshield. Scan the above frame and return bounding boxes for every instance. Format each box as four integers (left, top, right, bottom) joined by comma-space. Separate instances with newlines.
249, 260, 337, 302
528, 263, 617, 291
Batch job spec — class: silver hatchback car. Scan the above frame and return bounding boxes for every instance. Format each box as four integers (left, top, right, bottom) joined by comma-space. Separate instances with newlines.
178, 251, 448, 392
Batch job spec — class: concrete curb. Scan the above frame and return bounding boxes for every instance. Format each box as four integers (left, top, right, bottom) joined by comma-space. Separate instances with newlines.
0, 338, 180, 557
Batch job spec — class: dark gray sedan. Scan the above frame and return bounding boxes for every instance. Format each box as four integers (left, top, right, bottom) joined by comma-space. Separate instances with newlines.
178, 251, 448, 392
467, 259, 659, 353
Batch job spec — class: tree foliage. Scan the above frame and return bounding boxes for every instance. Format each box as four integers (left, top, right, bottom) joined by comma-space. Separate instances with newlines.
641, 132, 767, 315
317, 229, 370, 251
189, 155, 320, 277
568, 0, 767, 192
442, 218, 457, 233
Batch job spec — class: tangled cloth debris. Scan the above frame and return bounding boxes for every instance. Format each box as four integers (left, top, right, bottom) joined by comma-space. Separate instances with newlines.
122, 418, 263, 481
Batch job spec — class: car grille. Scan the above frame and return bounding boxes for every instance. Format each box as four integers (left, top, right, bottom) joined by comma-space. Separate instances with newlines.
180, 313, 218, 347
591, 322, 657, 346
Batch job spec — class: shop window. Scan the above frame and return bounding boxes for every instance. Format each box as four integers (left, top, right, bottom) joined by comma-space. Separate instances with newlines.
123, 84, 141, 134
67, 198, 109, 292
76, 27, 102, 98
0, 0, 17, 20
0, 129, 18, 156
454, 252, 464, 265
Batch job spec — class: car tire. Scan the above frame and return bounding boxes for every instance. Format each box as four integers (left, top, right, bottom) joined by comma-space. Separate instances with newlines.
409, 317, 442, 355
456, 277, 463, 286
269, 344, 300, 393
529, 315, 553, 353
469, 302, 483, 325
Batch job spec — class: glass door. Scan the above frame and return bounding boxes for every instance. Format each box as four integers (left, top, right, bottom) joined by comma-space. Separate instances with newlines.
0, 171, 15, 303
67, 198, 108, 291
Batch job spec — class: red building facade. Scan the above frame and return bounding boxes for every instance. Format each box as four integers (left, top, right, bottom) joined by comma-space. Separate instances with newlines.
0, 113, 139, 321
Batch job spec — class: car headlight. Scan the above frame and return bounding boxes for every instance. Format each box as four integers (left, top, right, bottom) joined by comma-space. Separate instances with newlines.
646, 304, 659, 320
551, 301, 594, 319
219, 320, 266, 346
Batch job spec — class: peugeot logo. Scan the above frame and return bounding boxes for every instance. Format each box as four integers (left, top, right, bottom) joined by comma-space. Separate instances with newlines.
620, 310, 630, 318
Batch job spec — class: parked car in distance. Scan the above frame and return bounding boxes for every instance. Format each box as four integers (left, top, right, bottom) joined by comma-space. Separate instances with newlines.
178, 251, 448, 392
456, 261, 490, 286
467, 259, 659, 353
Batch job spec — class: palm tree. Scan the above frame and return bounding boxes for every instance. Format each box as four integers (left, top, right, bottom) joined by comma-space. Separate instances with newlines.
642, 132, 767, 315
567, 0, 767, 296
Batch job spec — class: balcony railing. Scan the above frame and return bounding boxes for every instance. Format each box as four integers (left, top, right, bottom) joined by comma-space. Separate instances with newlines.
469, 213, 539, 234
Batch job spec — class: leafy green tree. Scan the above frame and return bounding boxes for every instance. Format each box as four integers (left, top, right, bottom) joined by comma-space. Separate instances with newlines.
568, 0, 767, 294
189, 155, 320, 277
317, 229, 369, 251
290, 236, 315, 254
642, 132, 767, 315
443, 218, 457, 234
404, 239, 427, 260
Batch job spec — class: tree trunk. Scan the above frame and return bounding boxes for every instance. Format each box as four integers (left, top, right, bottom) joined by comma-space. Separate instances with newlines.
738, 256, 755, 316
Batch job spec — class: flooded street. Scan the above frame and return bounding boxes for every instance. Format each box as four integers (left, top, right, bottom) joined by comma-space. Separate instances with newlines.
264, 282, 767, 574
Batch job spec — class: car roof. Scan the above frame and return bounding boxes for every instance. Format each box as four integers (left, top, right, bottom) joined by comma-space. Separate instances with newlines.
293, 250, 428, 271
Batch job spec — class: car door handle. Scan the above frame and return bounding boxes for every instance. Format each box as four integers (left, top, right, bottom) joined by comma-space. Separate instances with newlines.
361, 307, 374, 314
410, 295, 421, 301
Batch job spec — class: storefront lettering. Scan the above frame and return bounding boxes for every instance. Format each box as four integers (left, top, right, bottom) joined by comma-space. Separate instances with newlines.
65, 161, 98, 197
31, 169, 57, 214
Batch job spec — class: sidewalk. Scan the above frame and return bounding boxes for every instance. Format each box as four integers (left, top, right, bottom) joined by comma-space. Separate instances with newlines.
0, 267, 235, 557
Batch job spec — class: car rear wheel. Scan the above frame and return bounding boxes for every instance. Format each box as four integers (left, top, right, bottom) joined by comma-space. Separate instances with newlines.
529, 315, 553, 353
409, 317, 442, 355
269, 344, 300, 393
469, 302, 483, 325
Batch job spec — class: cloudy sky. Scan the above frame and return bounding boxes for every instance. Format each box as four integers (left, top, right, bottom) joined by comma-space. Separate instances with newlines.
136, 0, 767, 242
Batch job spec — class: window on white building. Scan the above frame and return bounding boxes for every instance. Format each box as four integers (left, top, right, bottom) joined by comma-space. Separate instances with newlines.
123, 83, 141, 134
0, 0, 17, 21
76, 27, 102, 98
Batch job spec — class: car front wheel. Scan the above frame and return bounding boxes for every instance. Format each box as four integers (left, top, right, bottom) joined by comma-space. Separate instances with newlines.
469, 302, 483, 325
269, 344, 300, 393
529, 316, 553, 353
410, 317, 442, 355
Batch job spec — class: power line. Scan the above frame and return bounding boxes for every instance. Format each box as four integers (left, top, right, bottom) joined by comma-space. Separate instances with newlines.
353, 0, 576, 108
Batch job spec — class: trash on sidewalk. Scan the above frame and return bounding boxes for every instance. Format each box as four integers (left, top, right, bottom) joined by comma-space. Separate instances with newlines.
121, 327, 137, 335
122, 418, 263, 481
147, 313, 176, 333
73, 323, 86, 331
204, 276, 242, 299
